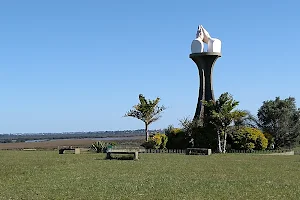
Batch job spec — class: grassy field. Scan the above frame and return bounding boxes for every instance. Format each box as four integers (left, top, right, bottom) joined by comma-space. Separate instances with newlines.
0, 151, 299, 200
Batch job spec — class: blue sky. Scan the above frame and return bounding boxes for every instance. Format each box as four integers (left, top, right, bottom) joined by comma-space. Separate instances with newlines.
1, 0, 300, 134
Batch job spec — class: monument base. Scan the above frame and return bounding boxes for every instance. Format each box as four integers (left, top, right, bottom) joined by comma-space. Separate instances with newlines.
189, 52, 221, 123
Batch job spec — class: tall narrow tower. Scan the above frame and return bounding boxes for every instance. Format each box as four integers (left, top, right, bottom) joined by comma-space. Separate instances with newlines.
190, 25, 222, 124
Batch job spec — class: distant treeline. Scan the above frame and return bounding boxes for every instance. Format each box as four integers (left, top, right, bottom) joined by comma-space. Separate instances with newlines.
0, 129, 163, 143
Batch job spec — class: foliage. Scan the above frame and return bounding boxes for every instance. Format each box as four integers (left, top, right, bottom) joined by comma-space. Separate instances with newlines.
141, 133, 168, 149
91, 141, 116, 153
257, 96, 300, 148
124, 94, 166, 141
165, 125, 190, 149
230, 127, 268, 150
179, 117, 201, 136
202, 92, 247, 153
175, 117, 217, 149
157, 134, 168, 149
263, 132, 274, 149
141, 140, 156, 149
233, 110, 260, 128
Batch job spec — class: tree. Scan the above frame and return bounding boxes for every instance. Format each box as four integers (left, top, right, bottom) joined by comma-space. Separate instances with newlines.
202, 92, 247, 153
233, 110, 259, 129
257, 97, 300, 148
124, 94, 166, 141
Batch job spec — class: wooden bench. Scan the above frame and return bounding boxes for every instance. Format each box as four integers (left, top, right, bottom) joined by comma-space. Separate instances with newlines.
58, 146, 81, 154
106, 148, 139, 160
186, 148, 212, 155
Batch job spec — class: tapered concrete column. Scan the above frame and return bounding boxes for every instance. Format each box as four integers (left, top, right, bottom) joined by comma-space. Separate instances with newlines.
189, 52, 221, 123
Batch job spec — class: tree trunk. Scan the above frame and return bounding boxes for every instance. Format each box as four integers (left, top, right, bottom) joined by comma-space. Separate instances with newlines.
145, 123, 149, 141
217, 131, 222, 153
223, 132, 227, 153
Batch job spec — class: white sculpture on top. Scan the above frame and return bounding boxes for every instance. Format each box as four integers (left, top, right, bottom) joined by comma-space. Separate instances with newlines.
191, 25, 221, 53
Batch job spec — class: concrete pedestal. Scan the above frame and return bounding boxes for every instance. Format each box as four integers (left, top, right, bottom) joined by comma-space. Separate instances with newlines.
189, 52, 221, 123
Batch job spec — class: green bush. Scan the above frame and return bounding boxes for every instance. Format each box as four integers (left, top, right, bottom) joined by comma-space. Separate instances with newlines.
141, 133, 168, 149
165, 127, 189, 149
230, 127, 268, 150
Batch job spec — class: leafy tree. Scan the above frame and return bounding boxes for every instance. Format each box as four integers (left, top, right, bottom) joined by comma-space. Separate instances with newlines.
257, 97, 300, 148
233, 110, 259, 129
202, 92, 247, 153
124, 94, 166, 141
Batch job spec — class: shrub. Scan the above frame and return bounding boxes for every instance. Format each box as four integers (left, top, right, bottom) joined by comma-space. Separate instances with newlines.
91, 141, 116, 153
178, 118, 218, 150
230, 127, 268, 150
141, 133, 168, 149
165, 126, 189, 149
256, 132, 269, 150
264, 132, 274, 149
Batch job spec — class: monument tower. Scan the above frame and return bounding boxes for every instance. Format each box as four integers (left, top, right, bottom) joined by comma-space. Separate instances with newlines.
190, 25, 222, 124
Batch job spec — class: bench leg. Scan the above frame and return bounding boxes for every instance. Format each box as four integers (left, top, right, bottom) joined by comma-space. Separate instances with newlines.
75, 148, 80, 154
106, 152, 112, 159
207, 149, 212, 155
134, 152, 139, 160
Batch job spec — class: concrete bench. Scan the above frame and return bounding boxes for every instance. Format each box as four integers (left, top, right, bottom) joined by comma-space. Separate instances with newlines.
23, 148, 37, 151
106, 148, 139, 160
58, 146, 81, 154
186, 148, 212, 155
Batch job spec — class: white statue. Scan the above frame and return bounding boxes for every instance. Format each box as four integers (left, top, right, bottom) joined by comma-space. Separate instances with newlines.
191, 25, 205, 53
191, 25, 221, 53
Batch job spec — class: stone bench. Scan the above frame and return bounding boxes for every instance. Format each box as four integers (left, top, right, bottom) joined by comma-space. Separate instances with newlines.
186, 148, 212, 155
23, 148, 37, 151
106, 148, 139, 160
58, 146, 81, 154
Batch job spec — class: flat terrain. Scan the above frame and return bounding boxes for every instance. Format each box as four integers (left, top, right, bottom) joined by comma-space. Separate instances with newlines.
0, 151, 299, 200
0, 137, 144, 150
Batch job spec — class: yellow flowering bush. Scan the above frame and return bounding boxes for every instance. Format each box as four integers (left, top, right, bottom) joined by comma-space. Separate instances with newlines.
230, 127, 268, 150
141, 133, 168, 149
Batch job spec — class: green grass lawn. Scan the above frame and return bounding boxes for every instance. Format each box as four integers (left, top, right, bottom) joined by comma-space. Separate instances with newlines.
0, 151, 300, 200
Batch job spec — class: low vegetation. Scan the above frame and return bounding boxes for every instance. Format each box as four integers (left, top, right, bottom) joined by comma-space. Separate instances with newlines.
135, 94, 300, 153
141, 133, 168, 149
91, 141, 116, 153
0, 151, 299, 200
0, 137, 144, 150
229, 127, 268, 150
0, 130, 149, 144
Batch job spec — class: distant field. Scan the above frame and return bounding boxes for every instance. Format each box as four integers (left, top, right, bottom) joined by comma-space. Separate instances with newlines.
0, 151, 299, 200
0, 137, 144, 150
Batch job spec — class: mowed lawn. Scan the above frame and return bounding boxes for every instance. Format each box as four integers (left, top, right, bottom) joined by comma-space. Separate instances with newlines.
0, 151, 300, 200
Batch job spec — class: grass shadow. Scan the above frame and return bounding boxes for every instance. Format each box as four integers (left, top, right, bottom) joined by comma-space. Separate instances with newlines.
106, 154, 136, 160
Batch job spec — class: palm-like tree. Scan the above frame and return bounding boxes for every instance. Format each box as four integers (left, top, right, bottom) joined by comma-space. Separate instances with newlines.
233, 110, 260, 129
203, 92, 247, 153
124, 94, 166, 141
